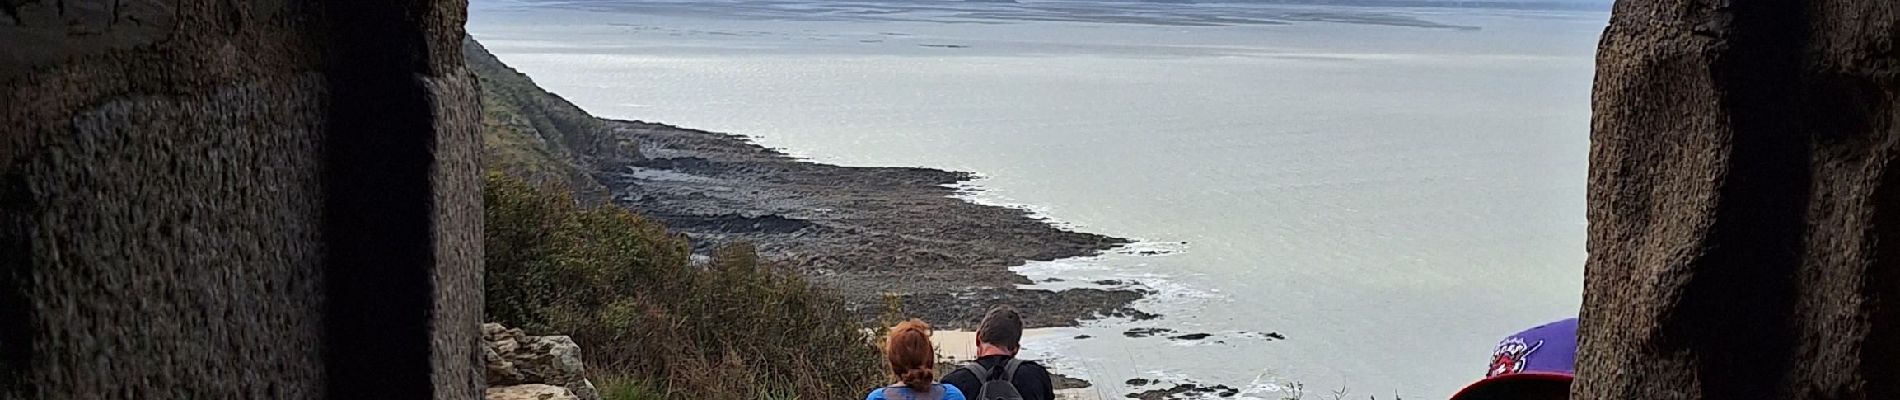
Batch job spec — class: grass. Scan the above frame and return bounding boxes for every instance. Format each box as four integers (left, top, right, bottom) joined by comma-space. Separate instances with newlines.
598, 375, 668, 400
472, 35, 882, 399
484, 172, 884, 400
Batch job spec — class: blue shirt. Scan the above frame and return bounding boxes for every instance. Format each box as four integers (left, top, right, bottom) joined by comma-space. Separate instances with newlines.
865, 384, 967, 400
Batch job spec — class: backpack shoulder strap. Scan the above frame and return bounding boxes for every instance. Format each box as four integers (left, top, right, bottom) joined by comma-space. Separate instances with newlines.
1000, 358, 1025, 383
961, 362, 993, 381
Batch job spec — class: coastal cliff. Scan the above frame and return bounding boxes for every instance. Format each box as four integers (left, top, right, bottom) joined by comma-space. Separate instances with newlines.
467, 39, 1139, 329
467, 38, 636, 203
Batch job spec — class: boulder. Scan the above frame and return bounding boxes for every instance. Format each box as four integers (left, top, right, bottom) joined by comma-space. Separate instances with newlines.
485, 342, 526, 384
483, 323, 600, 400
486, 384, 578, 400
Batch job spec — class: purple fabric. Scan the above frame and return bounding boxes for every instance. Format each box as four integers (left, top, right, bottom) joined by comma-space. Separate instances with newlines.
1484, 318, 1576, 378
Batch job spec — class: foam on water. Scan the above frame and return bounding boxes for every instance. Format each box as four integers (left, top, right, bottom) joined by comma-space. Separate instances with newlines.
1011, 250, 1217, 304
947, 176, 1078, 231
1113, 369, 1305, 400
951, 175, 1216, 307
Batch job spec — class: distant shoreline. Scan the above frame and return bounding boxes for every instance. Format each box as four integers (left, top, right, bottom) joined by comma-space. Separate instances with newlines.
597, 119, 1151, 330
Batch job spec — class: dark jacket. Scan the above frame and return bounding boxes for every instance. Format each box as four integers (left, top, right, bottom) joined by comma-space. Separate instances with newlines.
940, 355, 1056, 400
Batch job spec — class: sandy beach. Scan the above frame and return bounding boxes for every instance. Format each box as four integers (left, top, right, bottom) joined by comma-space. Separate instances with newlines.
932, 330, 1102, 400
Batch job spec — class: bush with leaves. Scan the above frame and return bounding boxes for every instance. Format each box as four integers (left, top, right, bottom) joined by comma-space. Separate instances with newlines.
484, 172, 883, 399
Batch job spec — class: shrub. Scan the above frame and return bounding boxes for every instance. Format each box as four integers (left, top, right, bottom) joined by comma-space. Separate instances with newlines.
484, 172, 883, 399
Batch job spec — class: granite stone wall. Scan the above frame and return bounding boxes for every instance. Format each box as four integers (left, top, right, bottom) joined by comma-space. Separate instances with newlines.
0, 0, 482, 398
1581, 0, 1899, 399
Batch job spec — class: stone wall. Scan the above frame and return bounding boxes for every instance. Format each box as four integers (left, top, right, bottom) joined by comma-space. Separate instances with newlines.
1581, 0, 1898, 399
0, 0, 481, 398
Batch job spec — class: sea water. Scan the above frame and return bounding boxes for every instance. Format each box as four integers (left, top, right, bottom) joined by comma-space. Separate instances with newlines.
470, 1, 1605, 397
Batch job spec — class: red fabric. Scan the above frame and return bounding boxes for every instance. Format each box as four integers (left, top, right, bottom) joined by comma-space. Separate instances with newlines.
1448, 372, 1573, 400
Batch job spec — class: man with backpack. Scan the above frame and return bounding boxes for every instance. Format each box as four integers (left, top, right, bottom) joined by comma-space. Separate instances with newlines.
942, 305, 1057, 400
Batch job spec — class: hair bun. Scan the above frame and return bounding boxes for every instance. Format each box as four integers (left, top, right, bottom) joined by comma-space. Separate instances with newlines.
899, 366, 935, 391
885, 319, 938, 392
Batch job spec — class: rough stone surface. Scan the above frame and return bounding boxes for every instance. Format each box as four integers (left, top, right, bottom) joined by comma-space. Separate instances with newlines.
0, 0, 482, 398
1580, 0, 1899, 399
483, 323, 600, 400
486, 384, 579, 400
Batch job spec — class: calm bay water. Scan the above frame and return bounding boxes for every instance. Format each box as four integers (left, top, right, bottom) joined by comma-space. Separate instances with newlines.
471, 2, 1606, 397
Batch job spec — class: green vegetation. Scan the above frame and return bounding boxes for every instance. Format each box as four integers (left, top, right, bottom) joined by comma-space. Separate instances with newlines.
484, 172, 884, 400
467, 38, 634, 201
470, 36, 880, 399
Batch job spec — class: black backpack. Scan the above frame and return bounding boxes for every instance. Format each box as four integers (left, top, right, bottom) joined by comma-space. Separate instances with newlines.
960, 359, 1026, 400
881, 384, 945, 400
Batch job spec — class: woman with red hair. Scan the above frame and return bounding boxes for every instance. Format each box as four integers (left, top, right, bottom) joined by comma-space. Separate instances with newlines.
866, 319, 968, 400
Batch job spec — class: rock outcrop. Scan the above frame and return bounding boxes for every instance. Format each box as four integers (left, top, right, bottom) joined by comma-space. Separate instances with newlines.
487, 384, 582, 400
484, 323, 600, 400
1, 0, 482, 399
1581, 0, 1899, 399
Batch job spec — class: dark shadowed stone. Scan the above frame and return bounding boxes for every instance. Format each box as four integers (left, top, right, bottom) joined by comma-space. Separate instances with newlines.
0, 0, 482, 398
1581, 0, 1900, 399
0, 0, 177, 79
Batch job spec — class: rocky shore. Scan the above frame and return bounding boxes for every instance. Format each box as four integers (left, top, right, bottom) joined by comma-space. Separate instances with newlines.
596, 120, 1141, 329
1121, 381, 1243, 400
